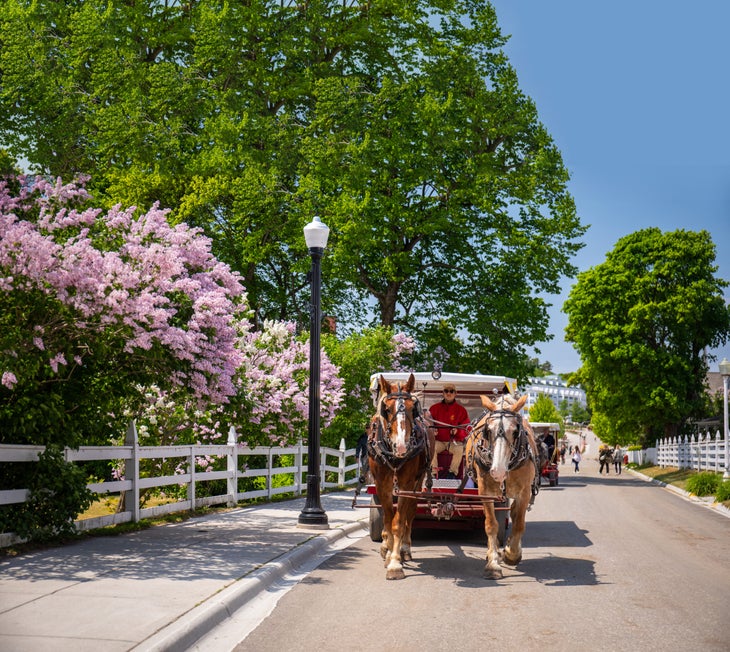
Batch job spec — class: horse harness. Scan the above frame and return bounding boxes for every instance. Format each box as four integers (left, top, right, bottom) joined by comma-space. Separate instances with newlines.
462, 406, 541, 500
367, 388, 430, 471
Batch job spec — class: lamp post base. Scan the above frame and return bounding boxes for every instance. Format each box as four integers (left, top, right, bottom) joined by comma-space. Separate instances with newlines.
297, 509, 329, 529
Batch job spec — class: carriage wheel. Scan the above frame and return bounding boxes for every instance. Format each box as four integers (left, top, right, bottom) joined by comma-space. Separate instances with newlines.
369, 495, 384, 542
549, 470, 556, 487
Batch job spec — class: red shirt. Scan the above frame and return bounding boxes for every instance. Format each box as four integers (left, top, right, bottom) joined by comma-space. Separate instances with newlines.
429, 400, 470, 442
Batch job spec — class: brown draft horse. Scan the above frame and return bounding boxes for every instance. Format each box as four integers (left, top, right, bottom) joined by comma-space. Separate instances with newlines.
464, 393, 540, 579
367, 373, 433, 580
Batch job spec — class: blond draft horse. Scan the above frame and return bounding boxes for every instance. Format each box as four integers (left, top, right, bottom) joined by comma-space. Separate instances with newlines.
367, 373, 433, 580
464, 393, 539, 579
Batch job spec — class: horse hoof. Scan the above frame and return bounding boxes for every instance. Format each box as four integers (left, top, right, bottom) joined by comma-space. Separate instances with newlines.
503, 553, 522, 567
401, 550, 413, 562
386, 568, 406, 580
483, 567, 503, 580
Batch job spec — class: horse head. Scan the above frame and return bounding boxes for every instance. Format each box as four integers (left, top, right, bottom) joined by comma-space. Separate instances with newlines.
478, 393, 529, 484
377, 373, 421, 458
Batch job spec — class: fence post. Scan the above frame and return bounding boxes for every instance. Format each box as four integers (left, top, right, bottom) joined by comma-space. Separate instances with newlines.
657, 438, 663, 467
717, 431, 723, 474
338, 438, 346, 487
188, 446, 196, 511
267, 448, 274, 500
227, 426, 237, 507
295, 439, 304, 496
320, 446, 326, 490
125, 421, 140, 523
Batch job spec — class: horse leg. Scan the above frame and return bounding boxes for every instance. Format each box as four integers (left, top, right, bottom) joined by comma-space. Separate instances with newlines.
370, 463, 395, 563
379, 487, 396, 563
402, 462, 428, 562
503, 480, 532, 567
477, 474, 504, 579
481, 500, 504, 579
387, 494, 416, 580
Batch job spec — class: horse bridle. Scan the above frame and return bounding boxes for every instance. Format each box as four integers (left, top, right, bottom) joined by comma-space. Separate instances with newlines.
470, 408, 531, 473
369, 388, 427, 470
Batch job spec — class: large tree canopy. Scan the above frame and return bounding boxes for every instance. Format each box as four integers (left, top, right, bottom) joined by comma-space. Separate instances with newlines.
0, 0, 586, 375
564, 228, 730, 444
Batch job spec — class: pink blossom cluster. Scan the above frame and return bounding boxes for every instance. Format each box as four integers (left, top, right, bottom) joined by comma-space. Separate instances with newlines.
390, 331, 416, 371
0, 176, 247, 403
239, 321, 344, 446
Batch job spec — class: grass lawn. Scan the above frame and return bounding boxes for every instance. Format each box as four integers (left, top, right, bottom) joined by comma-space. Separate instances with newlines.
76, 494, 179, 520
631, 465, 730, 509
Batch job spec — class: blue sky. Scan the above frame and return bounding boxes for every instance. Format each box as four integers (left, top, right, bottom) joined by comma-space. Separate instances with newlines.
488, 0, 730, 374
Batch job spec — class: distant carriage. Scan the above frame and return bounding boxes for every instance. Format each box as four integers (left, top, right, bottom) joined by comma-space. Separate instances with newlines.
532, 422, 561, 486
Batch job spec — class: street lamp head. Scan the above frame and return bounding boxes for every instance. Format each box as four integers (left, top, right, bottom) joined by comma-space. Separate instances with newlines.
303, 216, 329, 250
720, 358, 730, 378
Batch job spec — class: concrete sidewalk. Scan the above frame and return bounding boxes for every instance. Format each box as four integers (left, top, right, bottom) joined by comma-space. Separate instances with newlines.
0, 491, 369, 652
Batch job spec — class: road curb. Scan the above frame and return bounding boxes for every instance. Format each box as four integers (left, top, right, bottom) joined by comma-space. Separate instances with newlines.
629, 469, 730, 519
133, 520, 367, 652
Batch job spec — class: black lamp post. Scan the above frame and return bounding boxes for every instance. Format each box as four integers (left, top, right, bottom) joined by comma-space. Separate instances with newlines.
298, 216, 330, 529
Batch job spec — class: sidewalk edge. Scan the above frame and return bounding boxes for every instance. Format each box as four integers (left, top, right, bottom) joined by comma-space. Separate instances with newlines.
132, 520, 367, 652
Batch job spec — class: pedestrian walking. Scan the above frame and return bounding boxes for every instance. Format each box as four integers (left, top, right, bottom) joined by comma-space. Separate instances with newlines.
613, 444, 623, 474
598, 444, 612, 474
571, 446, 582, 472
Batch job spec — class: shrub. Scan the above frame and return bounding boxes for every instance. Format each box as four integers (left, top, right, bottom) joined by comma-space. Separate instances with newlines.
685, 472, 721, 497
715, 480, 730, 502
0, 445, 94, 542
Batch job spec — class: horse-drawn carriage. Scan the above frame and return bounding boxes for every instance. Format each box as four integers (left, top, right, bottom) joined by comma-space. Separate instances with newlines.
356, 371, 543, 579
531, 422, 561, 486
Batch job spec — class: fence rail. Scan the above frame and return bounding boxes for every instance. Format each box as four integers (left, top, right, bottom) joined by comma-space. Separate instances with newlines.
656, 430, 728, 473
0, 422, 363, 545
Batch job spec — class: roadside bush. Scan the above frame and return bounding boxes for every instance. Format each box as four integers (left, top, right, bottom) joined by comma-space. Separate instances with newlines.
685, 472, 721, 497
715, 480, 730, 502
0, 445, 94, 542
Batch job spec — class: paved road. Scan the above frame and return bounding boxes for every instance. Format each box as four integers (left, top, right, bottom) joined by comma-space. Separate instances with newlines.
232, 466, 730, 652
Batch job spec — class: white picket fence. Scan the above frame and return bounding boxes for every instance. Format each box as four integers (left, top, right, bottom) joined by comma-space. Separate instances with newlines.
0, 421, 362, 544
656, 430, 728, 473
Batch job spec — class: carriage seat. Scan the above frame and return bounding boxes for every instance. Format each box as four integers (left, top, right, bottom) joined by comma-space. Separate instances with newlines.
434, 451, 465, 480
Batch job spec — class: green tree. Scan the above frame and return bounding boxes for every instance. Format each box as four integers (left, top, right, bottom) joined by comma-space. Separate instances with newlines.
564, 228, 730, 445
321, 326, 413, 449
569, 401, 591, 426
558, 399, 569, 419
527, 393, 563, 429
0, 1, 586, 374
590, 411, 633, 448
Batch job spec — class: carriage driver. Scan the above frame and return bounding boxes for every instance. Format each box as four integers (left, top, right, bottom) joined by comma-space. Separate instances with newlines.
426, 383, 471, 479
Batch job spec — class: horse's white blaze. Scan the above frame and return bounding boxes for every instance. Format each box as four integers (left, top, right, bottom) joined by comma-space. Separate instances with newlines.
490, 436, 509, 484
395, 411, 407, 455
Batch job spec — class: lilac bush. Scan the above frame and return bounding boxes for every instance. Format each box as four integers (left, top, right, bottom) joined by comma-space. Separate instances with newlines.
239, 320, 344, 447
1, 176, 345, 444
0, 174, 347, 523
0, 176, 247, 444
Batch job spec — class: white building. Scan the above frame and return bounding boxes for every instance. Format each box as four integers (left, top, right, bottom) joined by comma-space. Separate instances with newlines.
521, 375, 587, 414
